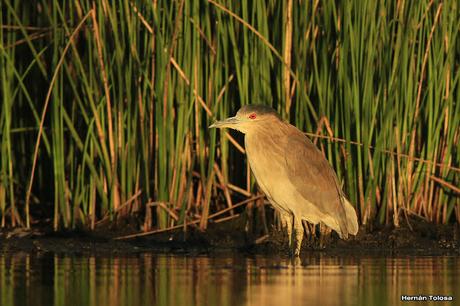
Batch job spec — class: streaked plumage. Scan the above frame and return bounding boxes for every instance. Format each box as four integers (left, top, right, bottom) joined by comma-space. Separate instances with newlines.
210, 104, 358, 256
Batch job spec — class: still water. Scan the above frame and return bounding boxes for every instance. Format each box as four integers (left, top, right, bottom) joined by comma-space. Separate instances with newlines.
0, 252, 458, 306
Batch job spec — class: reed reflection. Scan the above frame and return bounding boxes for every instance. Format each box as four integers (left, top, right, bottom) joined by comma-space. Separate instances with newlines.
0, 254, 458, 306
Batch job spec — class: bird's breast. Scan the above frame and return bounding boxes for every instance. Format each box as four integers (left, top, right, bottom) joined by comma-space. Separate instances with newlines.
244, 132, 323, 219
245, 134, 292, 208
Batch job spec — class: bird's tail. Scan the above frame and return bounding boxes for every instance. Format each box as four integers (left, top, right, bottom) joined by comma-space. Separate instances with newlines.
342, 197, 359, 236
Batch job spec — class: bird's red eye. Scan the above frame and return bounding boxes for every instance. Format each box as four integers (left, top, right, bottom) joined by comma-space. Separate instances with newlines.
249, 113, 257, 119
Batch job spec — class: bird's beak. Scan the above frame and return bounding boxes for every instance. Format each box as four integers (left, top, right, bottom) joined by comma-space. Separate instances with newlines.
209, 116, 239, 129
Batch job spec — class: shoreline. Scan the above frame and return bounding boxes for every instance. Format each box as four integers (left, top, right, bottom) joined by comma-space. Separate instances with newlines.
1, 216, 459, 257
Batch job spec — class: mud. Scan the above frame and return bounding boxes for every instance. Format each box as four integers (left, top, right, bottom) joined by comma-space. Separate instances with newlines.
1, 214, 459, 257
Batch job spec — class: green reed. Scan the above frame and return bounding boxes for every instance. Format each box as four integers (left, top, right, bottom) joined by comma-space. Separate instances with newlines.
0, 0, 458, 232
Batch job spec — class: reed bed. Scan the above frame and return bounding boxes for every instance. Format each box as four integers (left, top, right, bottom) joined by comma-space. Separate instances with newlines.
0, 0, 458, 233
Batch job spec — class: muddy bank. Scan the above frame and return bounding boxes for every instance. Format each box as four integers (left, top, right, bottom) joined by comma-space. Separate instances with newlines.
1, 215, 459, 256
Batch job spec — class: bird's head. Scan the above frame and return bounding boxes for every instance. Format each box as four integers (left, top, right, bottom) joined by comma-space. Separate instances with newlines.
209, 104, 281, 134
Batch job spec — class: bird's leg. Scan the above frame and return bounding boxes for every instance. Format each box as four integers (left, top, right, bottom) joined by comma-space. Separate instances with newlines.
279, 212, 293, 248
319, 223, 332, 249
293, 217, 304, 256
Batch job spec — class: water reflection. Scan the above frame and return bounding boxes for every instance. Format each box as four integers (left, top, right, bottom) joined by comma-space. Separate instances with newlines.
0, 253, 458, 306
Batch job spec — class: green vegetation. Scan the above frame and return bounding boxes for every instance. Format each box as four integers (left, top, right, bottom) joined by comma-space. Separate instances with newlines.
0, 0, 458, 232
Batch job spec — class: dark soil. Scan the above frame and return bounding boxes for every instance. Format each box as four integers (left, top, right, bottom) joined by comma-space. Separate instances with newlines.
1, 214, 459, 257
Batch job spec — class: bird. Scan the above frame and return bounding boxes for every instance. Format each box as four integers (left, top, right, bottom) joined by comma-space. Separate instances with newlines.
209, 104, 359, 256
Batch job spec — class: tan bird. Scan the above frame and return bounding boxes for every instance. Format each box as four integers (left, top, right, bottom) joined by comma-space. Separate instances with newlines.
210, 104, 359, 256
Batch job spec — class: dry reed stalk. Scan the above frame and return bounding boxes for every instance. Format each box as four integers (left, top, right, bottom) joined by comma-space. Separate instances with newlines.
407, 4, 443, 203
24, 10, 93, 229
91, 3, 120, 211
283, 0, 293, 115
199, 167, 215, 230
213, 163, 234, 215
116, 195, 264, 239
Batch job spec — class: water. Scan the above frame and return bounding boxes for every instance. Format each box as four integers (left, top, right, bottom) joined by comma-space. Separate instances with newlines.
0, 253, 458, 306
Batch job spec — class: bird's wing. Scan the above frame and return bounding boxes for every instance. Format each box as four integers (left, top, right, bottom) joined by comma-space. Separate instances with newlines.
284, 131, 346, 218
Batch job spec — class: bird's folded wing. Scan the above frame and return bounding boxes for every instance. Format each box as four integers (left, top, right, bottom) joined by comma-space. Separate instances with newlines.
284, 133, 346, 217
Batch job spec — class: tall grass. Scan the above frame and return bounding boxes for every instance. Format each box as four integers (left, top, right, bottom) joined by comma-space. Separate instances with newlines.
0, 0, 458, 232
